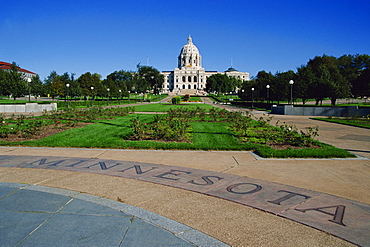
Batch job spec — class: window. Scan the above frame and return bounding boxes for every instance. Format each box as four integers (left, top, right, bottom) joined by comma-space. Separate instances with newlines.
188, 84, 191, 89
182, 76, 185, 82
194, 76, 197, 82
188, 76, 191, 82
183, 85, 185, 89
194, 84, 196, 89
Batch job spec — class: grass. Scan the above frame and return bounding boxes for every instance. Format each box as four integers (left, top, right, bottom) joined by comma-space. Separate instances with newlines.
0, 99, 52, 104
12, 114, 243, 150
254, 142, 352, 158
132, 103, 215, 112
312, 117, 370, 129
0, 112, 355, 158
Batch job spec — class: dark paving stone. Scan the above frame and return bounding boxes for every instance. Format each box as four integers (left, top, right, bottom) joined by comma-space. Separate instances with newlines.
0, 189, 70, 213
0, 186, 19, 198
0, 183, 226, 246
19, 213, 131, 246
121, 217, 194, 246
0, 210, 52, 247
59, 198, 130, 217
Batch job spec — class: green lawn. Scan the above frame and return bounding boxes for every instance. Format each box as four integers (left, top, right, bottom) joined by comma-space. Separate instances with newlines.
132, 103, 215, 112
1, 113, 354, 158
0, 99, 50, 104
7, 114, 243, 150
312, 117, 370, 129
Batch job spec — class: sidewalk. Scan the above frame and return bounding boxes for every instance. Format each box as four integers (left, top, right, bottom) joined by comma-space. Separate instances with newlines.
0, 182, 225, 246
0, 147, 369, 246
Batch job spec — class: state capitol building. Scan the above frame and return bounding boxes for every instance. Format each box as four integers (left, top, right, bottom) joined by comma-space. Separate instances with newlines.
161, 36, 249, 95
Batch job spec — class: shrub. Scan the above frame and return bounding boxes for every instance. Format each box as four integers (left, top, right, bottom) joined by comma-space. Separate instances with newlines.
171, 96, 181, 104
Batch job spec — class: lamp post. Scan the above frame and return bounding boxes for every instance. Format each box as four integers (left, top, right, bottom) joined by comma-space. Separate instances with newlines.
266, 85, 270, 104
128, 91, 130, 104
251, 88, 255, 108
90, 86, 94, 106
151, 75, 158, 95
289, 80, 294, 105
27, 77, 31, 102
118, 90, 122, 104
107, 88, 110, 105
241, 89, 245, 108
66, 83, 70, 108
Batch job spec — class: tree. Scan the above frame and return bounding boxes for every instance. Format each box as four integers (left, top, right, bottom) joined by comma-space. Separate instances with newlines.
29, 75, 45, 100
205, 73, 239, 94
4, 62, 27, 100
0, 69, 7, 96
102, 70, 131, 98
239, 78, 258, 102
274, 70, 297, 104
245, 71, 275, 103
306, 55, 350, 105
296, 65, 315, 104
350, 54, 370, 98
136, 66, 164, 94
352, 68, 370, 98
44, 71, 64, 100
76, 72, 102, 99
58, 72, 81, 99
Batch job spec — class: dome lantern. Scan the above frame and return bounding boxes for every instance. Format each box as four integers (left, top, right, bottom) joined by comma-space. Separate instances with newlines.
178, 35, 202, 69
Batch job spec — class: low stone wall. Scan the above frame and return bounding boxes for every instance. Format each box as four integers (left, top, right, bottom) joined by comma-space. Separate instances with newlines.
271, 105, 370, 117
0, 103, 57, 113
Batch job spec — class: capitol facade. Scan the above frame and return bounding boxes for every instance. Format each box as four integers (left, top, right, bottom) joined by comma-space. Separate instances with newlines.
161, 36, 249, 95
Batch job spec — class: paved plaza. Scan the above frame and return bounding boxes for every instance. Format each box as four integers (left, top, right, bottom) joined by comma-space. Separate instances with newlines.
0, 99, 369, 246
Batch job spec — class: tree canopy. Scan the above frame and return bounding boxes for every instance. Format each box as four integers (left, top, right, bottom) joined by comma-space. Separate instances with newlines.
2, 53, 368, 104
205, 73, 242, 94
241, 54, 369, 105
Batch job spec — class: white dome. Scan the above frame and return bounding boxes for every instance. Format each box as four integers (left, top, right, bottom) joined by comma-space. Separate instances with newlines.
180, 36, 199, 55
178, 35, 202, 69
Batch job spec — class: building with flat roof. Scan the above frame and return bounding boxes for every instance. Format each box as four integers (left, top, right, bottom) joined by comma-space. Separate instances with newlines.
161, 36, 249, 95
0, 61, 37, 80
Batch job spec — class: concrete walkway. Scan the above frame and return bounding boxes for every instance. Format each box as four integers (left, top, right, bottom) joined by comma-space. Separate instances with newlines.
0, 98, 369, 246
0, 182, 224, 246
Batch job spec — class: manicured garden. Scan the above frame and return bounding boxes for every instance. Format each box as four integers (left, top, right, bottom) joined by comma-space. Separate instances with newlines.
0, 104, 355, 158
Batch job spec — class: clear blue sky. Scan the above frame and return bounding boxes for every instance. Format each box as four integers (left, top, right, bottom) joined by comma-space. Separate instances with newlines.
1, 0, 369, 80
